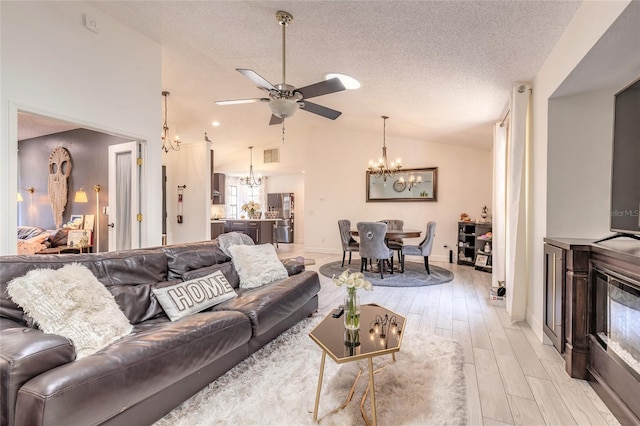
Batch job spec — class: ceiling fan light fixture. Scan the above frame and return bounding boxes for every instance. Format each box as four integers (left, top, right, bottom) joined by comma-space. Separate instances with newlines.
269, 98, 299, 119
325, 73, 361, 90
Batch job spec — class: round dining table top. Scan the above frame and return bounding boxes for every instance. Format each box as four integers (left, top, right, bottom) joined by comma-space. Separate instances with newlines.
350, 229, 422, 239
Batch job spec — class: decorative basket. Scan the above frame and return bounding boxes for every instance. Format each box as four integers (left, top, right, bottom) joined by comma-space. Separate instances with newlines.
249, 212, 262, 219
264, 211, 279, 219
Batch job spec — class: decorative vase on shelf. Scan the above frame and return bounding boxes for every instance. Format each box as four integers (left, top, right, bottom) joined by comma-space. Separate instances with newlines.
344, 288, 361, 330
249, 211, 261, 219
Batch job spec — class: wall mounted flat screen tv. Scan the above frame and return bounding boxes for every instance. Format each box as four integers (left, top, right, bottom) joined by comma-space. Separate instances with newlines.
609, 77, 640, 237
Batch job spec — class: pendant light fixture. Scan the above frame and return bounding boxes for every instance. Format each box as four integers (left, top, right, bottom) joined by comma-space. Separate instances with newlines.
161, 91, 181, 153
368, 116, 401, 181
240, 146, 262, 188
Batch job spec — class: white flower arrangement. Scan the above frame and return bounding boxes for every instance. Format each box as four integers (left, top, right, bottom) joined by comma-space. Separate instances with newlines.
332, 270, 373, 291
241, 201, 261, 214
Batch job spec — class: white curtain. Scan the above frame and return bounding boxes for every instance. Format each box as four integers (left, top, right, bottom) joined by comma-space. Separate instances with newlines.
493, 84, 530, 321
492, 123, 507, 289
505, 84, 530, 320
116, 151, 132, 250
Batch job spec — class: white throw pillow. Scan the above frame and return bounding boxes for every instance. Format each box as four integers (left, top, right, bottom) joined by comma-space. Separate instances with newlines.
7, 263, 133, 359
228, 244, 288, 289
218, 232, 254, 257
152, 270, 237, 321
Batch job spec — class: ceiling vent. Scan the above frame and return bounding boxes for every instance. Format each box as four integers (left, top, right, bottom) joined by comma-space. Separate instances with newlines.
264, 148, 279, 164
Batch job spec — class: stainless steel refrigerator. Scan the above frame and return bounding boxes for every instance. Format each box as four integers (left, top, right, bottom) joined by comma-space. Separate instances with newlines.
267, 193, 294, 243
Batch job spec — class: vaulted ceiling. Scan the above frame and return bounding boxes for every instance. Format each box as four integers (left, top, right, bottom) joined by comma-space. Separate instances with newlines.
22, 1, 582, 166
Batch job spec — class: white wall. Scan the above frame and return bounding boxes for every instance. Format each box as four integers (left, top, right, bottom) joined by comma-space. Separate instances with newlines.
303, 125, 492, 262
0, 1, 162, 254
528, 0, 633, 338
547, 90, 615, 238
165, 142, 211, 244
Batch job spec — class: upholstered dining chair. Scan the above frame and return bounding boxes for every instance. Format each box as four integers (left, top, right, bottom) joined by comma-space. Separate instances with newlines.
379, 219, 404, 264
401, 221, 436, 274
357, 221, 394, 279
338, 219, 359, 267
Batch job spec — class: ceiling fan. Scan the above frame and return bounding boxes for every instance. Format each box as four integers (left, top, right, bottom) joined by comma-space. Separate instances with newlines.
215, 11, 346, 125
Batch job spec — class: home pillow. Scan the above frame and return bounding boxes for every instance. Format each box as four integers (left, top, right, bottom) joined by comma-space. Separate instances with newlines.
7, 263, 133, 359
152, 270, 237, 321
228, 244, 288, 289
217, 232, 254, 257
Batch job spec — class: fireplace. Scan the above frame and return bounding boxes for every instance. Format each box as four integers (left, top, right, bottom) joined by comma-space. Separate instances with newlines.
590, 264, 640, 422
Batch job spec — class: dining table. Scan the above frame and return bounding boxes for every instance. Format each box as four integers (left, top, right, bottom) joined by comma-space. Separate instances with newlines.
350, 229, 422, 239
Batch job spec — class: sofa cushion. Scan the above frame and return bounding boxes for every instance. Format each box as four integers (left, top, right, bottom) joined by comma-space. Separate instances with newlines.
110, 279, 181, 324
160, 241, 230, 280
228, 244, 288, 289
0, 250, 169, 325
7, 264, 133, 359
181, 261, 240, 289
153, 271, 237, 321
14, 311, 252, 426
213, 270, 321, 337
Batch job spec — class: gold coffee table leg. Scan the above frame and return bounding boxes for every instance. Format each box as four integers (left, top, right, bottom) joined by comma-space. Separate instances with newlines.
369, 357, 377, 426
313, 351, 327, 423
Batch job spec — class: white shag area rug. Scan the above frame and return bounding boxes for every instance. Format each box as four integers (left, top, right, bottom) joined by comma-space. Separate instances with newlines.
155, 316, 467, 426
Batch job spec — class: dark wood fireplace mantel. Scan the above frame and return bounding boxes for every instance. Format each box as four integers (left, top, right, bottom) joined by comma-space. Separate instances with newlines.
543, 237, 640, 425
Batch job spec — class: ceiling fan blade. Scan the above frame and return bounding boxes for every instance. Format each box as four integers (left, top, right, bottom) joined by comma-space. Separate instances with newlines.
297, 78, 346, 100
215, 98, 269, 106
236, 69, 277, 91
269, 114, 284, 125
300, 101, 342, 120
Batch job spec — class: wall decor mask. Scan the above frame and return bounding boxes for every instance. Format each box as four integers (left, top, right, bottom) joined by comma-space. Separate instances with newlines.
48, 146, 72, 228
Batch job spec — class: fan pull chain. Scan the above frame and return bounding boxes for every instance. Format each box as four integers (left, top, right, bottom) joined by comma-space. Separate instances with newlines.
281, 121, 286, 144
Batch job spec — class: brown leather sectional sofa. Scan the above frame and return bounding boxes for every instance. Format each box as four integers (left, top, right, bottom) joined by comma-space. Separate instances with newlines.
0, 240, 321, 426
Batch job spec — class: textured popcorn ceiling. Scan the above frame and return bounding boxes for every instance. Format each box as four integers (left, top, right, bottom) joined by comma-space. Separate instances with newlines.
24, 1, 583, 161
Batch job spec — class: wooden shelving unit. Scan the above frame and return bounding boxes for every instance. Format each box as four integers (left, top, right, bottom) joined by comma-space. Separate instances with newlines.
457, 221, 492, 272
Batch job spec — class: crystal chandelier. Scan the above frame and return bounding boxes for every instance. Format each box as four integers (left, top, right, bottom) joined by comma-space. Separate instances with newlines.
161, 91, 181, 153
368, 116, 401, 181
240, 146, 262, 188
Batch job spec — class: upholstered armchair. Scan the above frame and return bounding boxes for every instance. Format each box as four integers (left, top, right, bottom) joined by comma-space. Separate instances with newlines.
357, 221, 394, 279
401, 221, 436, 274
338, 219, 359, 267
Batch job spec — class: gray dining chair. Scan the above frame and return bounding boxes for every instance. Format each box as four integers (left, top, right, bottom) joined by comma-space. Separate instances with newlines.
379, 219, 404, 264
338, 219, 359, 267
401, 221, 436, 274
357, 221, 394, 279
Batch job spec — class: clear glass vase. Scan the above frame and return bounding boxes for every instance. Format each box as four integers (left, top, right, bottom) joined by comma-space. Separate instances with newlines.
344, 288, 360, 330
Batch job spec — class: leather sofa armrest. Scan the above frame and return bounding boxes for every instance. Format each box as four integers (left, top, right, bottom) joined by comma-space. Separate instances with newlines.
0, 318, 75, 426
281, 259, 305, 276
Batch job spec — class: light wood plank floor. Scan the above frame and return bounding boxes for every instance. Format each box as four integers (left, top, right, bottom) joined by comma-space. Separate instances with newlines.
277, 244, 620, 426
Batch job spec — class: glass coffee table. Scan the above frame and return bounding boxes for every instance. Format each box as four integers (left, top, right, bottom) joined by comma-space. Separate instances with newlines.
309, 304, 405, 426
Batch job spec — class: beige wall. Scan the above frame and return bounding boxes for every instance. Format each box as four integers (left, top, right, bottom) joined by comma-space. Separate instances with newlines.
303, 125, 493, 262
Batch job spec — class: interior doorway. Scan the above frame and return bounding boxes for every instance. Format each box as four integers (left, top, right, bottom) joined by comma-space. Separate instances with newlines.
14, 110, 145, 253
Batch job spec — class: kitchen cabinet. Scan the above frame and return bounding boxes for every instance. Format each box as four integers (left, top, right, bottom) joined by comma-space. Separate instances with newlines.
212, 173, 225, 204
211, 221, 224, 240
222, 220, 276, 244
